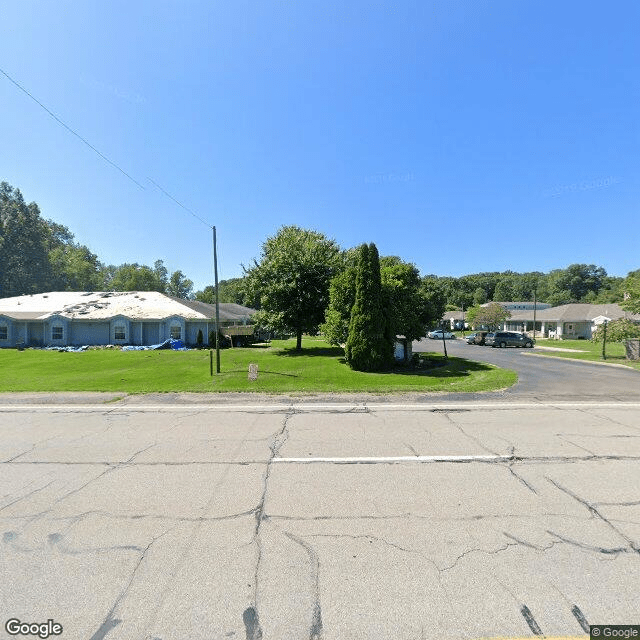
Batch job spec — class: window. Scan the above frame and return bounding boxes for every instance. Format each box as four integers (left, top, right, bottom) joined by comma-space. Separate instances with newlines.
0, 326, 7, 340
52, 326, 63, 340
114, 325, 126, 341
170, 325, 181, 340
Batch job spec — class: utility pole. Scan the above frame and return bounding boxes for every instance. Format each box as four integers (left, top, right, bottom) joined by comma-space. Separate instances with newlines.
461, 303, 465, 337
213, 226, 221, 373
602, 319, 608, 360
533, 288, 537, 341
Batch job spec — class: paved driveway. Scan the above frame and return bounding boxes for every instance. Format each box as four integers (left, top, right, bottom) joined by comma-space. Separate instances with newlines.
413, 337, 640, 401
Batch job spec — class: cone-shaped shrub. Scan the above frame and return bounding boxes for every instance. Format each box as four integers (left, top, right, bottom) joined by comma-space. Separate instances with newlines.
345, 243, 394, 371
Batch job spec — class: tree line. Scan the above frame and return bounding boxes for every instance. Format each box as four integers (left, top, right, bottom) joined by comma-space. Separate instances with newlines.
0, 181, 193, 299
3, 179, 639, 333
206, 263, 629, 311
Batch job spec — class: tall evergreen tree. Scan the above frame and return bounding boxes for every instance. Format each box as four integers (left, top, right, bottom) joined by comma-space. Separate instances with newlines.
345, 243, 393, 371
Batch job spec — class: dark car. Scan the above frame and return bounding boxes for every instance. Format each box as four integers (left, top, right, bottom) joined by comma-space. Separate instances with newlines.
486, 331, 534, 348
466, 330, 489, 345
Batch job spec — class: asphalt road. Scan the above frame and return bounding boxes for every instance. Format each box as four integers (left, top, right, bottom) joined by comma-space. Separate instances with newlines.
413, 337, 640, 401
1, 400, 639, 640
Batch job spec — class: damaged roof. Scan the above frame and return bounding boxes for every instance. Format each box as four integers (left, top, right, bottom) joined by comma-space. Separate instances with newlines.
0, 291, 257, 322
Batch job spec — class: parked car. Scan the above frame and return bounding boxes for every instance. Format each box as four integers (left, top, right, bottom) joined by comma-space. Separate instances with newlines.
428, 329, 455, 339
485, 331, 534, 348
466, 330, 489, 345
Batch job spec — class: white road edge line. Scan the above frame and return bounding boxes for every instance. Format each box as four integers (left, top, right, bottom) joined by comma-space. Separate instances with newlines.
273, 455, 514, 464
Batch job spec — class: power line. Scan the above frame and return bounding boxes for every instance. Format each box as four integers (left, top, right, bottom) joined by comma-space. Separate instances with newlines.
1, 66, 215, 233
147, 178, 212, 228
0, 65, 145, 190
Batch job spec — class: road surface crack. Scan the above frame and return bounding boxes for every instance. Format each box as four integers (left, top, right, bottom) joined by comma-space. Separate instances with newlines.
0, 480, 55, 513
441, 413, 499, 455
88, 528, 171, 640
505, 461, 537, 494
284, 532, 323, 640
546, 477, 640, 555
546, 529, 633, 556
247, 407, 294, 637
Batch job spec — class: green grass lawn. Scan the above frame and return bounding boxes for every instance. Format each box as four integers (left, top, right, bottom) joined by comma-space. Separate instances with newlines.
533, 338, 640, 370
1, 338, 517, 393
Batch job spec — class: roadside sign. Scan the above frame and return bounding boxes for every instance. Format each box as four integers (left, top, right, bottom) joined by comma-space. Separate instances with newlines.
248, 363, 258, 381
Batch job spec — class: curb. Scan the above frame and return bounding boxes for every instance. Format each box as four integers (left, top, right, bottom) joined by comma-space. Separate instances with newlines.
522, 351, 640, 371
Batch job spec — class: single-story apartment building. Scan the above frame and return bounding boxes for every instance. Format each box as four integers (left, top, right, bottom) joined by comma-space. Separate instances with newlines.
442, 310, 468, 331
503, 303, 640, 339
443, 302, 552, 330
0, 291, 257, 348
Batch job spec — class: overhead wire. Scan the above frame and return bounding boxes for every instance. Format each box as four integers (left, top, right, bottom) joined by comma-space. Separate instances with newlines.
146, 178, 212, 228
1, 65, 218, 278
0, 65, 214, 228
0, 66, 145, 190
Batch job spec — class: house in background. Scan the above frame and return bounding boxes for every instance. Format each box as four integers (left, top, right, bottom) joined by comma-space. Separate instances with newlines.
443, 302, 552, 331
442, 310, 468, 330
0, 291, 257, 348
503, 303, 640, 339
440, 301, 640, 339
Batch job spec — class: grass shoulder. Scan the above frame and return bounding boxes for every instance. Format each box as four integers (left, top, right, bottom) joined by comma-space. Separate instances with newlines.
1, 338, 517, 393
532, 338, 640, 370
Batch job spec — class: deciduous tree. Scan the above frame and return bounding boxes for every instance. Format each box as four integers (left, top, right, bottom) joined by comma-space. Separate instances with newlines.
105, 263, 167, 292
167, 270, 194, 299
0, 182, 53, 296
246, 225, 341, 350
591, 318, 640, 342
621, 270, 640, 314
472, 302, 511, 330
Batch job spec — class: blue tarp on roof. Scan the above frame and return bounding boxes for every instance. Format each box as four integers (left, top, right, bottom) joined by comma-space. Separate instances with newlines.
122, 339, 187, 351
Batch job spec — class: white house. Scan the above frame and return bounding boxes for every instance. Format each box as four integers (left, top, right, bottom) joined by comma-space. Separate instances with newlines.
503, 303, 640, 339
0, 291, 257, 348
444, 302, 551, 330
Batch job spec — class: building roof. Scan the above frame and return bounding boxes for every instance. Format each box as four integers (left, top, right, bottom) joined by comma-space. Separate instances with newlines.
167, 297, 256, 323
0, 311, 45, 320
481, 301, 552, 309
0, 291, 257, 322
507, 303, 640, 323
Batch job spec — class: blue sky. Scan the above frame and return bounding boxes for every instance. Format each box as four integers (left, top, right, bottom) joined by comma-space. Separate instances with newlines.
1, 1, 638, 291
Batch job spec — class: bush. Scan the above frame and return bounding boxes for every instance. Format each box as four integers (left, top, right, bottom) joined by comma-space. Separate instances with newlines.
345, 243, 394, 371
196, 329, 204, 349
591, 318, 640, 342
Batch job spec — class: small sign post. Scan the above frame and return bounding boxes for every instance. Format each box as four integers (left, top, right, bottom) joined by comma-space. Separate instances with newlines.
248, 363, 258, 381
